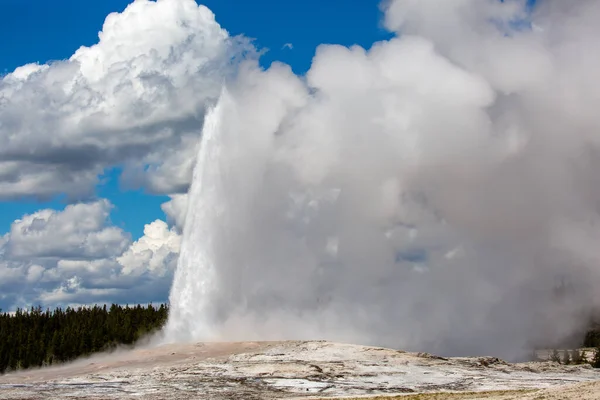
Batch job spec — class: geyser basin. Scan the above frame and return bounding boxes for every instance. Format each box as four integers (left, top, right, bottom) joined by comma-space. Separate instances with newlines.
2, 341, 599, 399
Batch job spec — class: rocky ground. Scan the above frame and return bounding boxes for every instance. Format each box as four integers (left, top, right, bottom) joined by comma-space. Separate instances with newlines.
0, 341, 599, 399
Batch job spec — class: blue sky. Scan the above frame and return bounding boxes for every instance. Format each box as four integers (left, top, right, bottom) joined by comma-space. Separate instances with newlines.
0, 0, 392, 239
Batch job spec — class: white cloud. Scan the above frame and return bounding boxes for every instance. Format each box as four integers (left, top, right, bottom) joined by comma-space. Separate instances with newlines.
0, 0, 254, 200
282, 43, 294, 50
0, 201, 180, 310
117, 220, 180, 276
7, 200, 129, 260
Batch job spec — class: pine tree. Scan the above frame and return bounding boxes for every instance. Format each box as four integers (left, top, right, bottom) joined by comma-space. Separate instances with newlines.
550, 349, 561, 363
0, 303, 170, 373
571, 349, 584, 365
591, 347, 600, 368
562, 350, 571, 365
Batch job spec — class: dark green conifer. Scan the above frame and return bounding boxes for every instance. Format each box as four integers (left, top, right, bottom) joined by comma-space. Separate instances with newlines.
550, 349, 561, 363
0, 303, 169, 374
570, 349, 584, 365
562, 350, 571, 365
591, 347, 600, 368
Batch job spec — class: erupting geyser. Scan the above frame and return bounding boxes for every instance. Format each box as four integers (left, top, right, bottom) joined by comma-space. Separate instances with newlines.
165, 93, 226, 341
166, 0, 600, 360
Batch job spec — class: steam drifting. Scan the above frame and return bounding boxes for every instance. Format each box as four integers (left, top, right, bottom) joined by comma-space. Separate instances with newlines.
166, 0, 600, 360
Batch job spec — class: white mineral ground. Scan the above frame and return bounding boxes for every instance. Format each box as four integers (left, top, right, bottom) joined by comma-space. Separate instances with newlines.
1, 341, 599, 399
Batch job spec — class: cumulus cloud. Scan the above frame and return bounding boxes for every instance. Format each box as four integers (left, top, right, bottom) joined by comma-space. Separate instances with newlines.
0, 0, 253, 200
6, 200, 129, 260
0, 201, 180, 310
117, 220, 180, 276
167, 0, 600, 360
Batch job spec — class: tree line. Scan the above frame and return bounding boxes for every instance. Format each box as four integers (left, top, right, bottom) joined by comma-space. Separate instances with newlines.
0, 303, 168, 373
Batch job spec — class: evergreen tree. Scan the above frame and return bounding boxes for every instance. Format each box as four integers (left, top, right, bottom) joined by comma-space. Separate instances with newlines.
591, 347, 600, 368
562, 350, 571, 365
571, 349, 584, 365
0, 303, 169, 374
550, 349, 561, 363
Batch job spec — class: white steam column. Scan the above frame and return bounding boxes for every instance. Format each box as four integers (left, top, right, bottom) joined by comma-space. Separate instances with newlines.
165, 93, 227, 342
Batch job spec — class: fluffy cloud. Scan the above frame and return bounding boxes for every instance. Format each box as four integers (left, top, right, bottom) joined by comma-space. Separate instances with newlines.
168, 0, 600, 360
6, 200, 129, 260
117, 220, 180, 276
0, 201, 179, 310
0, 0, 252, 200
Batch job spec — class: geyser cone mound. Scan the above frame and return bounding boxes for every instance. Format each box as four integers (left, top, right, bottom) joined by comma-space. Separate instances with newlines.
2, 341, 599, 399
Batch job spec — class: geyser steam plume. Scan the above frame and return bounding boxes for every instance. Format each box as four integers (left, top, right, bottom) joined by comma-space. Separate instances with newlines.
166, 0, 600, 359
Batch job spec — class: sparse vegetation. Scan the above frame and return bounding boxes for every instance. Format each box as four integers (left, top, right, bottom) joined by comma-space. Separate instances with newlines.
591, 347, 600, 368
570, 349, 584, 364
550, 349, 561, 363
562, 349, 571, 365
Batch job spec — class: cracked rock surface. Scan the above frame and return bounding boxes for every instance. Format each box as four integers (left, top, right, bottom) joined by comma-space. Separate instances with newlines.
0, 341, 599, 399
